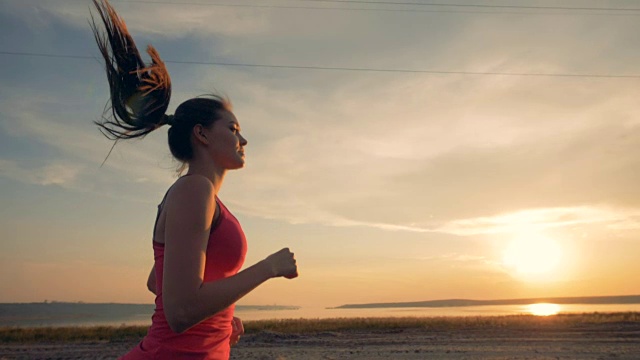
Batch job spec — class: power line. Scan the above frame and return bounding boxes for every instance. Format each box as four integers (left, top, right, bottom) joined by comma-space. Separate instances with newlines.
1, 50, 639, 79
109, 0, 640, 14
18, 0, 640, 16
298, 0, 640, 12
108, 0, 516, 15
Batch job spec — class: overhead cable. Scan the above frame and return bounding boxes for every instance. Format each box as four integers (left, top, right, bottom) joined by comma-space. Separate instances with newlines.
1, 50, 638, 79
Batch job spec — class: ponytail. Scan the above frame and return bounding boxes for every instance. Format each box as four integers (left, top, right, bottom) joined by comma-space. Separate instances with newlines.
90, 0, 172, 141
90, 0, 232, 170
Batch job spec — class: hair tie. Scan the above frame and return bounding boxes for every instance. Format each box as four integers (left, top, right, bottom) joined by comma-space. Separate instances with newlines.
164, 114, 176, 126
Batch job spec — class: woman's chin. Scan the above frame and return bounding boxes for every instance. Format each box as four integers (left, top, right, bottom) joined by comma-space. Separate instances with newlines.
233, 159, 246, 170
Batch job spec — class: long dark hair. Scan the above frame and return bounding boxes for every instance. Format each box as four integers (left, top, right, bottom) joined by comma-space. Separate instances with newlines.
90, 0, 231, 166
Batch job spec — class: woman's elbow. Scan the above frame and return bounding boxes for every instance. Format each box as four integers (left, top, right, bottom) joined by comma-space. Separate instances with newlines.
165, 307, 191, 334
169, 321, 188, 334
164, 299, 196, 334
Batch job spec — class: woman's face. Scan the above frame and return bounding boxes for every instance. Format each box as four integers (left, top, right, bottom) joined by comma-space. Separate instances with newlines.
202, 110, 248, 170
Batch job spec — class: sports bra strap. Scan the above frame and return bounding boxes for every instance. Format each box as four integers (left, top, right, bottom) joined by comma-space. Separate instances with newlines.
152, 174, 193, 242
152, 174, 221, 243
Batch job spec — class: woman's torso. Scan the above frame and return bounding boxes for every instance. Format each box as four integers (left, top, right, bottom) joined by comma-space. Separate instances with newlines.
122, 183, 247, 359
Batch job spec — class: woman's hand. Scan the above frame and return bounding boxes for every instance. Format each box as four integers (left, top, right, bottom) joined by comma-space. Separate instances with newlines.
229, 316, 244, 347
264, 248, 298, 279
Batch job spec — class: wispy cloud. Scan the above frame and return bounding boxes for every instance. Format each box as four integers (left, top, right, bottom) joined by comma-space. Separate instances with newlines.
418, 253, 487, 262
436, 206, 640, 236
216, 68, 640, 231
3, 1, 639, 234
2, 0, 271, 37
0, 89, 175, 183
0, 159, 82, 188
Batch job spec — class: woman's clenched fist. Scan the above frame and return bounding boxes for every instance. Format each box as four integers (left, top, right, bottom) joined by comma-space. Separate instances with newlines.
264, 248, 298, 279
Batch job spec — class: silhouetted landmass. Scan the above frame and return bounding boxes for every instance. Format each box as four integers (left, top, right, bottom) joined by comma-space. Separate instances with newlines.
0, 303, 300, 327
334, 295, 640, 309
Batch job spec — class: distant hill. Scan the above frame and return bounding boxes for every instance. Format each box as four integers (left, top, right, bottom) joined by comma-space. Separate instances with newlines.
334, 295, 640, 309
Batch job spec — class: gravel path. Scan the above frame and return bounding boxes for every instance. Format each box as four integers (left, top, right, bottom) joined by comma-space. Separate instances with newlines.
2, 322, 639, 359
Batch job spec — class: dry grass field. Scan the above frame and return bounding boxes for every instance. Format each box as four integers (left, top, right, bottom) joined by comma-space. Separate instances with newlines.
1, 313, 639, 359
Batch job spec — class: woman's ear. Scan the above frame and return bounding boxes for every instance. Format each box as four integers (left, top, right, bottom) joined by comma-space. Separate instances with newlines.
193, 124, 208, 144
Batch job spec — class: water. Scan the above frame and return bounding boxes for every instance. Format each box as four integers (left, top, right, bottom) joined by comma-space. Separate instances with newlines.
2, 303, 640, 328
238, 304, 640, 321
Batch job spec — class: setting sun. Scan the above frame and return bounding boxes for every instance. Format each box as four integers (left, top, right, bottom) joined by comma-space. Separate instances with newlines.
527, 303, 561, 316
503, 235, 562, 278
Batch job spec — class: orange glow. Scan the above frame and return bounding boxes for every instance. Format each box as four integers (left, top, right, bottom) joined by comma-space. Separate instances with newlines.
527, 303, 560, 316
503, 235, 562, 279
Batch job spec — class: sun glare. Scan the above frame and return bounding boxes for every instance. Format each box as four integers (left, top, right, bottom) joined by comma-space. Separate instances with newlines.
503, 235, 562, 278
527, 303, 561, 316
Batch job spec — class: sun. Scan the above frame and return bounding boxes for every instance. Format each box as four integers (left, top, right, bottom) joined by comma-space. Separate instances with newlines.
502, 235, 562, 279
527, 303, 561, 316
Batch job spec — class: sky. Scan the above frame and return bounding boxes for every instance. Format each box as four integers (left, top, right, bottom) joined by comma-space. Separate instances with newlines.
0, 0, 639, 308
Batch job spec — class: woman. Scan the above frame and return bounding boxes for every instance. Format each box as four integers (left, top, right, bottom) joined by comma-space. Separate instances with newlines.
90, 1, 299, 358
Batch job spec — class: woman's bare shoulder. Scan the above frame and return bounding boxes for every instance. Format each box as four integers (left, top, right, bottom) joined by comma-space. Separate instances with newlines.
166, 174, 215, 205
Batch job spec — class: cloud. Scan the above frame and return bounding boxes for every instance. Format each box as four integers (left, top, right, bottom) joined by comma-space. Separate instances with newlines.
3, 1, 639, 235
419, 253, 486, 262
0, 87, 179, 207
213, 64, 640, 232
35, 162, 81, 186
437, 206, 640, 236
0, 159, 82, 188
2, 0, 271, 38
0, 88, 175, 184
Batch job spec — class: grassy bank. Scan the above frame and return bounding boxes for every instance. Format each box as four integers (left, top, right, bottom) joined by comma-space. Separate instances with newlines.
1, 312, 638, 343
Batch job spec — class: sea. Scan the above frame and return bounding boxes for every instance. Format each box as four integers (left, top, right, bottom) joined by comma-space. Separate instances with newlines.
2, 301, 640, 328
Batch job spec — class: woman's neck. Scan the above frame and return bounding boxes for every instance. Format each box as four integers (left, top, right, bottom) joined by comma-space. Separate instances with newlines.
186, 162, 226, 194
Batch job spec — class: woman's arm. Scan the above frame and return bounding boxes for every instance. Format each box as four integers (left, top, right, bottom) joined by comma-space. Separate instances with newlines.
147, 264, 157, 295
162, 176, 297, 334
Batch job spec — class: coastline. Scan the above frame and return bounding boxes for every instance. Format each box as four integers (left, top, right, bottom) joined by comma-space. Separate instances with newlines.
1, 313, 639, 359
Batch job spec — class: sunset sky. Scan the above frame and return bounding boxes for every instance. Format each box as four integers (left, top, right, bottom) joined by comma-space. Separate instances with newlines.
1, 0, 639, 308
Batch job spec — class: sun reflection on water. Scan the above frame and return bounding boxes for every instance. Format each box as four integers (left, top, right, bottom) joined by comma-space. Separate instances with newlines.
527, 303, 561, 316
